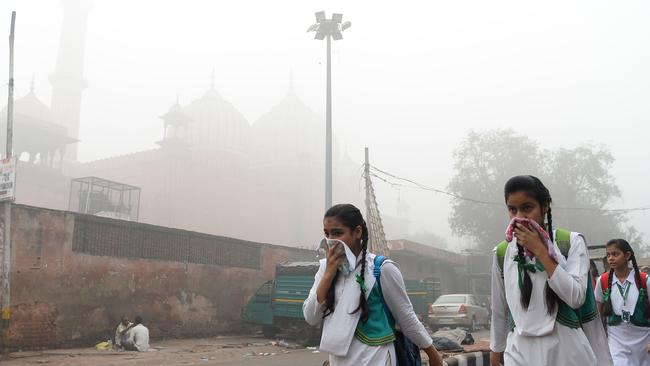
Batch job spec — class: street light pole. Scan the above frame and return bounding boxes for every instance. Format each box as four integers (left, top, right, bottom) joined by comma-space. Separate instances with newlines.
325, 33, 332, 211
308, 11, 351, 211
1, 11, 16, 358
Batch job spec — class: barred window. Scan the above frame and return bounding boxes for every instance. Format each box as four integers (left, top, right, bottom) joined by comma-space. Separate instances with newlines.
72, 215, 261, 269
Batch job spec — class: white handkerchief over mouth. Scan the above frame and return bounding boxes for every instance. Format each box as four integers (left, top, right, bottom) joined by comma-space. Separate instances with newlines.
325, 238, 358, 276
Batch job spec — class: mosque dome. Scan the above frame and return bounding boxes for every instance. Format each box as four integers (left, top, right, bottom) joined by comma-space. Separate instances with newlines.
251, 89, 323, 168
14, 89, 57, 125
181, 86, 250, 155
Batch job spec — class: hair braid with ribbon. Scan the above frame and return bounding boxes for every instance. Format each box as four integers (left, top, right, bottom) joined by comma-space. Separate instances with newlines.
630, 248, 650, 318
516, 244, 533, 309
353, 222, 370, 322
544, 207, 559, 314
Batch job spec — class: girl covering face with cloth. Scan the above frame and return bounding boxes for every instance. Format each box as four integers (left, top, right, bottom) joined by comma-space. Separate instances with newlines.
595, 239, 650, 366
489, 175, 612, 366
303, 203, 443, 366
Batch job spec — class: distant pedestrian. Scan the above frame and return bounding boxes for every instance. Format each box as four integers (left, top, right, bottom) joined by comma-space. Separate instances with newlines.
591, 259, 600, 290
595, 239, 650, 366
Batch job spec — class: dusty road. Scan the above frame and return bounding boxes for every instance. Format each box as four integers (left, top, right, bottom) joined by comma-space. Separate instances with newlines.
4, 330, 490, 366
5, 336, 328, 366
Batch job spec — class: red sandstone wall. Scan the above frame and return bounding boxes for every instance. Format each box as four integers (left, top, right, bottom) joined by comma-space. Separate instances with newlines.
6, 205, 314, 350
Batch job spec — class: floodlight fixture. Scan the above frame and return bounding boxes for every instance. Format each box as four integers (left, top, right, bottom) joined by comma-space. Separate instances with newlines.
307, 11, 351, 41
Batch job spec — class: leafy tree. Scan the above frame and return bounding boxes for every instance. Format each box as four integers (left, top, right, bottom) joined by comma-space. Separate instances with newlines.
448, 129, 645, 255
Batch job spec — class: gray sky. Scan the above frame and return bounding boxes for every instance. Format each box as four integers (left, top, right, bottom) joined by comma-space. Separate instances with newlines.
1, 0, 649, 249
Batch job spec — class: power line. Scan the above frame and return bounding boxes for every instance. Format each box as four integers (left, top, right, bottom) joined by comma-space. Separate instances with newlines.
556, 206, 650, 213
369, 165, 650, 214
369, 172, 502, 206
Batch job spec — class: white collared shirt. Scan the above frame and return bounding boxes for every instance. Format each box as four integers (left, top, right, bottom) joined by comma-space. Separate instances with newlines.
595, 269, 650, 315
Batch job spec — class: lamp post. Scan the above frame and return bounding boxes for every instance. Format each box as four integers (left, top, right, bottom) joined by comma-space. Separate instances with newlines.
307, 11, 351, 211
1, 11, 16, 358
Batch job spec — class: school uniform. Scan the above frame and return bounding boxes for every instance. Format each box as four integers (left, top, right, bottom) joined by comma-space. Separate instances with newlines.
303, 252, 432, 366
595, 269, 650, 366
490, 231, 613, 366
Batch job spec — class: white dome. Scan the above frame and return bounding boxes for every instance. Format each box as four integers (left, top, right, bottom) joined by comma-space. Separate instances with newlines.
251, 91, 323, 168
182, 88, 250, 154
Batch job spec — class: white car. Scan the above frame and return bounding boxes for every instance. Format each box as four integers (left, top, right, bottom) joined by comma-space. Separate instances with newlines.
427, 294, 490, 331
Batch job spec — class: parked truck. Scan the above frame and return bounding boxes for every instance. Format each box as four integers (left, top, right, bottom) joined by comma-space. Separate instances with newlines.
243, 261, 440, 345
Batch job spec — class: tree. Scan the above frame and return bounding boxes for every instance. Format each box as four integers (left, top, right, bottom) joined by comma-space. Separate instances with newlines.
543, 145, 636, 252
448, 129, 543, 249
448, 129, 646, 255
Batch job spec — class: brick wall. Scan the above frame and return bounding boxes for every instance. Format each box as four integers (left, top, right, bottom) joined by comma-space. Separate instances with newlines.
5, 204, 314, 350
10, 302, 59, 349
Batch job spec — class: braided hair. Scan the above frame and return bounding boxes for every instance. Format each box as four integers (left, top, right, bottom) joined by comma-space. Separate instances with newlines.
505, 175, 560, 314
354, 224, 370, 322
602, 239, 650, 318
322, 204, 371, 322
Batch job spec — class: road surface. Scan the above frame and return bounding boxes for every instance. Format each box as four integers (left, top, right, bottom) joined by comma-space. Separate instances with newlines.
4, 330, 490, 366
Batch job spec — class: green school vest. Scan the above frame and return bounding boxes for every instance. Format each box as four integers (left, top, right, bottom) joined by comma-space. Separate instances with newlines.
354, 281, 397, 346
496, 228, 598, 329
603, 273, 650, 327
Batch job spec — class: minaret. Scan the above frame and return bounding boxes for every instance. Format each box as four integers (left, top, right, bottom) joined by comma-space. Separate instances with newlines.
157, 97, 192, 149
49, 0, 93, 161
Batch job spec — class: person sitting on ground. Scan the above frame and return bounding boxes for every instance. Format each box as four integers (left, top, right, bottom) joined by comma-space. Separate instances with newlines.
123, 315, 150, 352
114, 315, 133, 350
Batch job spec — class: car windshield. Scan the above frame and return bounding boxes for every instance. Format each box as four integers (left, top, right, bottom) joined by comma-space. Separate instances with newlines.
434, 295, 466, 304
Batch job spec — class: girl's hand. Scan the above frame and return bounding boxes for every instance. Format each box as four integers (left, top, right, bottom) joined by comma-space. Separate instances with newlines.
423, 346, 443, 366
514, 223, 545, 257
490, 351, 504, 366
647, 341, 650, 354
428, 356, 443, 366
324, 241, 345, 277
